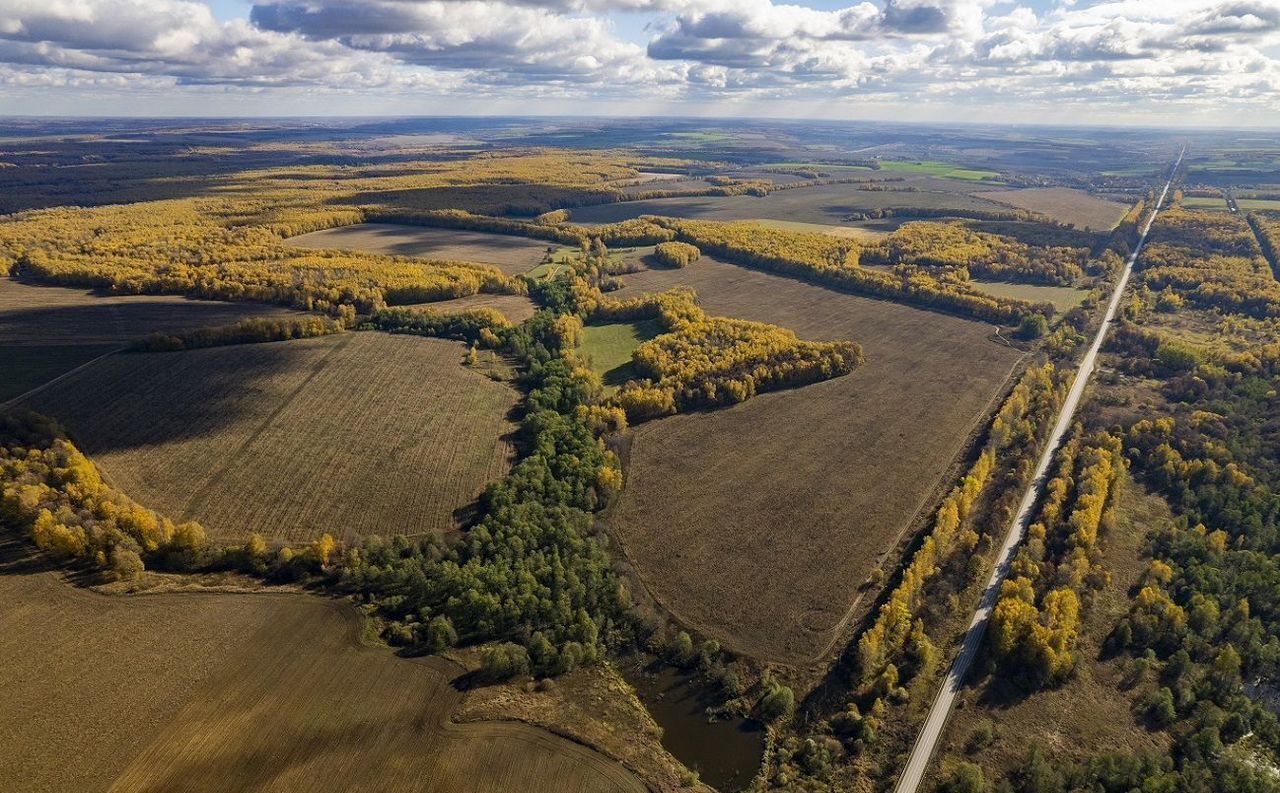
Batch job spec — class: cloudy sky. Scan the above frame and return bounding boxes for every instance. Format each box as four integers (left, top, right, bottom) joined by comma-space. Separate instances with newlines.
0, 0, 1277, 124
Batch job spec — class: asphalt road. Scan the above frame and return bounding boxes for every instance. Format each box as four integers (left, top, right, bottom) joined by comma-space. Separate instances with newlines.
890, 147, 1186, 793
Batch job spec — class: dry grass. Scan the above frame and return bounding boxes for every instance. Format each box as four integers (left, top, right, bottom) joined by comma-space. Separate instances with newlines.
929, 478, 1173, 784
605, 257, 1023, 665
403, 292, 538, 323
286, 222, 553, 275
978, 187, 1131, 231
16, 333, 518, 543
455, 660, 707, 793
0, 278, 295, 402
0, 539, 646, 793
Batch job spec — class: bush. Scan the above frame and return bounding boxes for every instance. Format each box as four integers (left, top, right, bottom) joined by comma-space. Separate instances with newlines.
758, 683, 795, 721
480, 642, 531, 682
942, 761, 988, 793
653, 241, 701, 268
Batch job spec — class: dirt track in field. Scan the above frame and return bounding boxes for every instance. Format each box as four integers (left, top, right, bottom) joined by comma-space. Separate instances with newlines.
606, 257, 1024, 665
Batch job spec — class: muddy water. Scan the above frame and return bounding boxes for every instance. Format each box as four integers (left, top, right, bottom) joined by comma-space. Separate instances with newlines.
624, 663, 764, 792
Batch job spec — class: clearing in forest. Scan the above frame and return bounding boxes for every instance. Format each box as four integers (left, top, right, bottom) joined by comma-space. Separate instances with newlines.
287, 223, 553, 275
578, 319, 664, 390
0, 540, 646, 793
0, 279, 295, 402
970, 279, 1091, 313
606, 257, 1024, 665
15, 333, 518, 544
402, 292, 538, 323
977, 187, 1131, 230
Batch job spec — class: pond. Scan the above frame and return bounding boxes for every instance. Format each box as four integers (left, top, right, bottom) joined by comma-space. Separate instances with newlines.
623, 662, 765, 792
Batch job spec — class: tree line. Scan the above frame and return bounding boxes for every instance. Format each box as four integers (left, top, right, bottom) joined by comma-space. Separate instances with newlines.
990, 431, 1125, 685
655, 217, 1052, 325
844, 363, 1065, 749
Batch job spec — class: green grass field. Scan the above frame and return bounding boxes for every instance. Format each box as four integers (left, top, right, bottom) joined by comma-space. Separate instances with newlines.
971, 279, 1091, 313
1183, 196, 1229, 211
1237, 198, 1280, 211
578, 319, 664, 389
878, 160, 1001, 181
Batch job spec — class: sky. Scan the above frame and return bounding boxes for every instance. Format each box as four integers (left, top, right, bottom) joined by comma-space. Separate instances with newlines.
0, 0, 1277, 126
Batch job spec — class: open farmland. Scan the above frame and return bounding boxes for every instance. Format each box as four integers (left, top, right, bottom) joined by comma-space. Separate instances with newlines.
0, 279, 295, 402
567, 181, 1011, 226
0, 540, 646, 793
16, 333, 518, 543
286, 223, 553, 276
606, 257, 1023, 664
977, 186, 1130, 230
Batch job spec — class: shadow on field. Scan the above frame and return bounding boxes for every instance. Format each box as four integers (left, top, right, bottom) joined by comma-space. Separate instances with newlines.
15, 336, 334, 456
0, 279, 286, 346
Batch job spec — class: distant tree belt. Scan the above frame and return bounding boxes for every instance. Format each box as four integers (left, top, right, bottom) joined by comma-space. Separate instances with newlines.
0, 151, 722, 317
990, 431, 1125, 686
1247, 213, 1280, 279
840, 206, 1054, 223
654, 218, 1054, 324
1138, 208, 1280, 318
851, 362, 1064, 733
136, 316, 347, 352
1, 200, 524, 319
364, 208, 676, 247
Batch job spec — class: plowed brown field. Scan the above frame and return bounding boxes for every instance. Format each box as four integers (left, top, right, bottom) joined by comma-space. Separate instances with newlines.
0, 540, 645, 793
606, 257, 1024, 665
16, 333, 518, 543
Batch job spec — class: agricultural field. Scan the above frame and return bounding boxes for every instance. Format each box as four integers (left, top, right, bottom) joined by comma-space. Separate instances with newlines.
0, 279, 295, 402
0, 539, 645, 793
878, 160, 1002, 181
578, 319, 664, 390
978, 186, 1131, 230
605, 256, 1023, 664
15, 333, 518, 544
1182, 195, 1229, 211
287, 223, 554, 275
403, 292, 538, 323
567, 180, 1012, 226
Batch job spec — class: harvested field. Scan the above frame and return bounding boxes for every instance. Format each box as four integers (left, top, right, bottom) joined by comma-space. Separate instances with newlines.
978, 186, 1130, 230
404, 292, 538, 323
567, 182, 1009, 226
0, 278, 294, 401
16, 333, 518, 543
287, 223, 552, 275
606, 257, 1023, 664
0, 540, 646, 793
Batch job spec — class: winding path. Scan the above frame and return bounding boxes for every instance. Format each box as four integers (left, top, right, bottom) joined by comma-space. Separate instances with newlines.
890, 147, 1185, 793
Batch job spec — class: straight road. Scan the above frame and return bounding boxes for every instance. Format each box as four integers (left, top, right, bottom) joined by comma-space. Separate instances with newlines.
891, 147, 1185, 793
